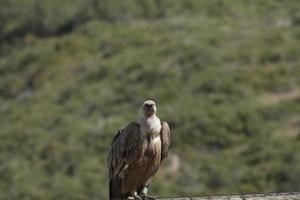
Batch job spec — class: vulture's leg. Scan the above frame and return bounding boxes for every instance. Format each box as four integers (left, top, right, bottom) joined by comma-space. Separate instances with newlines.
138, 186, 148, 195
138, 186, 158, 200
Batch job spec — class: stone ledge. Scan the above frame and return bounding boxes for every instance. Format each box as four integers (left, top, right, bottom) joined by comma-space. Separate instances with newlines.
160, 192, 300, 200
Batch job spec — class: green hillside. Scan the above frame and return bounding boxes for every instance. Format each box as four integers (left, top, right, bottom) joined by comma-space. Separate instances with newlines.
1, 1, 300, 199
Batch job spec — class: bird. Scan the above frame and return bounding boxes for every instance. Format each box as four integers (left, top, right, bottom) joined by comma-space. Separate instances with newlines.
107, 100, 171, 200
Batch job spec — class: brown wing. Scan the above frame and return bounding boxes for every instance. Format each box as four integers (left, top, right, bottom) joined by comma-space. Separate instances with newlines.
160, 121, 171, 162
107, 122, 142, 179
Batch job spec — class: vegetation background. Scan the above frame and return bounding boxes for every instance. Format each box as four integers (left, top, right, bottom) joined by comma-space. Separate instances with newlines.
1, 0, 300, 199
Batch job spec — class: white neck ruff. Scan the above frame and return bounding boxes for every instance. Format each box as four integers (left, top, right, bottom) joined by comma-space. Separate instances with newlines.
138, 115, 161, 137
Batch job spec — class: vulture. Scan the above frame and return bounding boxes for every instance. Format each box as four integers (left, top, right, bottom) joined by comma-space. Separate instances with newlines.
107, 100, 171, 200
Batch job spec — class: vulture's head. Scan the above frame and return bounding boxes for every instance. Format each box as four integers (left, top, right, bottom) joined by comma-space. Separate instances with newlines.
142, 100, 157, 116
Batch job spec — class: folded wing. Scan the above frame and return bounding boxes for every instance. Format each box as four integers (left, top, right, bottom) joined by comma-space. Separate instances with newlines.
107, 122, 142, 179
160, 121, 171, 162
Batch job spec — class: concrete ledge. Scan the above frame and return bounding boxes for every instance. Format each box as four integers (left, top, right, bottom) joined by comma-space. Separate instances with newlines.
160, 192, 300, 200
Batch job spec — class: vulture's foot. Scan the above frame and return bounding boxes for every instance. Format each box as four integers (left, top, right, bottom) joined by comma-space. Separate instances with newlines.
133, 192, 143, 200
140, 194, 158, 200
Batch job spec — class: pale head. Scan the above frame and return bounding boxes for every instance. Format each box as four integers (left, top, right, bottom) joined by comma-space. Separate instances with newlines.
142, 100, 157, 117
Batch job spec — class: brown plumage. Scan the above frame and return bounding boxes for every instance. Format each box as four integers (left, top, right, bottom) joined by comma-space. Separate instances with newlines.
107, 100, 171, 200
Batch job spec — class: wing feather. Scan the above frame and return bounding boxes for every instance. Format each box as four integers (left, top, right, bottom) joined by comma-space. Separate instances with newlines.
107, 122, 142, 179
160, 121, 170, 162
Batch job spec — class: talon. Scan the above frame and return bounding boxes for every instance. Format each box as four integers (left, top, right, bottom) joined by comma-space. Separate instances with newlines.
140, 194, 158, 200
133, 192, 143, 200
134, 197, 142, 200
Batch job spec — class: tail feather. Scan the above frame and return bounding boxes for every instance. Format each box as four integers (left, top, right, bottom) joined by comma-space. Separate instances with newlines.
109, 177, 127, 200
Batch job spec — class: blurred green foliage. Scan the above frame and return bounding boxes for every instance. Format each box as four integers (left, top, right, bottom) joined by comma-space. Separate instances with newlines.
0, 0, 300, 199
